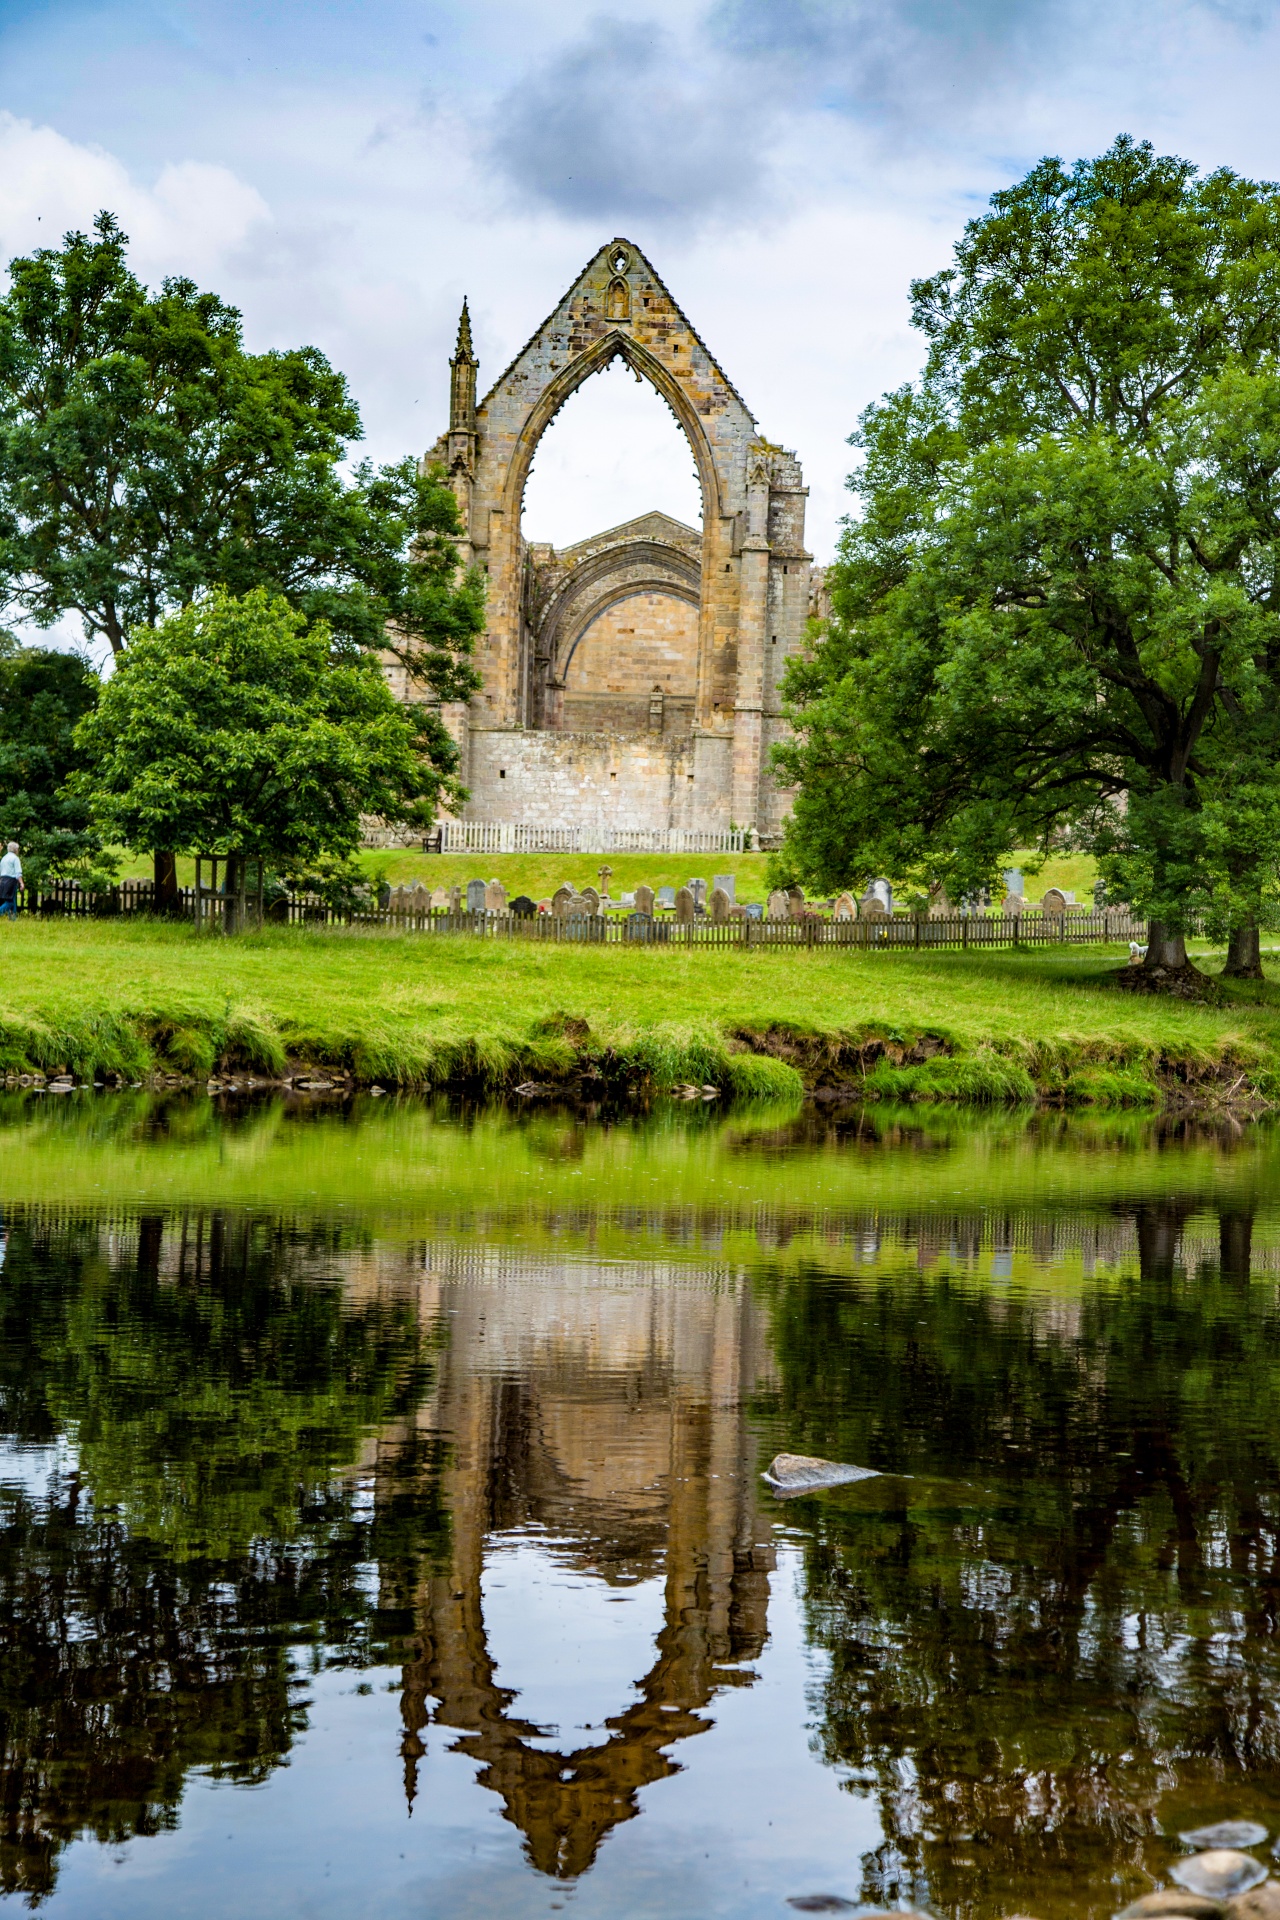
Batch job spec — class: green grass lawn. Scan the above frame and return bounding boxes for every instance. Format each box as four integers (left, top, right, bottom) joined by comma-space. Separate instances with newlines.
0, 915, 1276, 1105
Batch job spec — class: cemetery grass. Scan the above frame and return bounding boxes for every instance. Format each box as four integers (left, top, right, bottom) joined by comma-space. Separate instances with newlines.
112, 847, 1103, 906
2, 917, 1279, 1109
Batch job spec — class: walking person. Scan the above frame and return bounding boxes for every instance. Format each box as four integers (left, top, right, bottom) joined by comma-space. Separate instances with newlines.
0, 842, 22, 918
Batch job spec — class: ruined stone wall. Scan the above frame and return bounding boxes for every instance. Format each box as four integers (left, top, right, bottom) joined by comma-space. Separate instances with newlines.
561, 590, 699, 735
431, 241, 811, 840
464, 727, 698, 832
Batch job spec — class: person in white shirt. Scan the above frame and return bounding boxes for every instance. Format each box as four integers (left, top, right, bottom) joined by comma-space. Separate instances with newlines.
0, 842, 22, 918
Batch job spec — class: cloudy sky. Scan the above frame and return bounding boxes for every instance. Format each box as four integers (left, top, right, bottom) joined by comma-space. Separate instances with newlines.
2, 0, 1279, 581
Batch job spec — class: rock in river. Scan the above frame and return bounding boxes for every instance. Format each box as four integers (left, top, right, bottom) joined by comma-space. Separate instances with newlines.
1117, 1899, 1223, 1920
1181, 1824, 1269, 1852
1170, 1854, 1268, 1900
763, 1453, 879, 1495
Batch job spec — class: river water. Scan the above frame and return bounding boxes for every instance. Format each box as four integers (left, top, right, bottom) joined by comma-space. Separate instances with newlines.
2, 1092, 1280, 1918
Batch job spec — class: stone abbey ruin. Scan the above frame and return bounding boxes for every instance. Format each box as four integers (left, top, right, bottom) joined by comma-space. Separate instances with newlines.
419, 239, 811, 848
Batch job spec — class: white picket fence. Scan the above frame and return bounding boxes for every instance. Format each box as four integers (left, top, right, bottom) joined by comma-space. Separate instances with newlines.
436, 822, 749, 855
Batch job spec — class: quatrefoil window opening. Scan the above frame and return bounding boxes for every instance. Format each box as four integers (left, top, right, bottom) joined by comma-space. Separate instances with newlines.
608, 246, 629, 275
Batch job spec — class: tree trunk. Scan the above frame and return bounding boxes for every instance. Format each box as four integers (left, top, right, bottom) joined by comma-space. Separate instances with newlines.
223, 854, 242, 934
1222, 919, 1264, 979
1143, 920, 1188, 970
153, 850, 179, 913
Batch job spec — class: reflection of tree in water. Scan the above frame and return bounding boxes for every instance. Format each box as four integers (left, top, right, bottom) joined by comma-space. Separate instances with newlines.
762, 1200, 1280, 1920
0, 1211, 446, 1903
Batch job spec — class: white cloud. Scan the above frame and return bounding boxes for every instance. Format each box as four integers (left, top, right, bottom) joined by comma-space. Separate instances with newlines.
0, 112, 269, 286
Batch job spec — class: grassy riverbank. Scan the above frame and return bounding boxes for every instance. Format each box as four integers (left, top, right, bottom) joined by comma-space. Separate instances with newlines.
2, 917, 1279, 1107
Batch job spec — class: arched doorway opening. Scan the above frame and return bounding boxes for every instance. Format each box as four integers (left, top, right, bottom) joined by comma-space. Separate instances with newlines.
520, 359, 704, 735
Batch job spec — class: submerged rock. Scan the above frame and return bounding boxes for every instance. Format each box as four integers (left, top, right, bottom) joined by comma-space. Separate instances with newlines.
1181, 1825, 1269, 1852
763, 1453, 879, 1495
1171, 1854, 1268, 1900
1226, 1884, 1280, 1920
1118, 1894, 1224, 1919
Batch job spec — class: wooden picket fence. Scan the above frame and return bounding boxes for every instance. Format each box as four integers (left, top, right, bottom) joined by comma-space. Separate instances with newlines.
23, 880, 1148, 949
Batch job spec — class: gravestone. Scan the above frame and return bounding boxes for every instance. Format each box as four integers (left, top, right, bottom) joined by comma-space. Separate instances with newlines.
448, 884, 462, 912
767, 889, 789, 920
1002, 892, 1025, 914
1041, 887, 1067, 916
510, 894, 536, 917
786, 885, 805, 918
551, 884, 573, 918
634, 883, 655, 916
865, 877, 893, 914
627, 909, 655, 941
709, 886, 732, 923
925, 883, 949, 918
713, 873, 736, 902
580, 885, 600, 917
745, 901, 764, 921
675, 885, 695, 923
657, 885, 676, 908
485, 879, 506, 913
466, 878, 487, 913
687, 878, 708, 908
1003, 868, 1024, 896
833, 892, 857, 920
565, 892, 591, 917
431, 886, 450, 910
861, 897, 888, 921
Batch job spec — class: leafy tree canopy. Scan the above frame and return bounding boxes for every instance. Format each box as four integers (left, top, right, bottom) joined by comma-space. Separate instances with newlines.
0, 211, 483, 698
0, 636, 112, 885
75, 588, 456, 869
776, 137, 1280, 971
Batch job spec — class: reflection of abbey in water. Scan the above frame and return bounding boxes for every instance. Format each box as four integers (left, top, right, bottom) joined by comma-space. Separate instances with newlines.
380, 1243, 777, 1878
410, 239, 812, 844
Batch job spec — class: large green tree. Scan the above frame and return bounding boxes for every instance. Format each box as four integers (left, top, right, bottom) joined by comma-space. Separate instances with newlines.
0, 638, 110, 885
0, 213, 483, 895
777, 138, 1280, 978
75, 588, 453, 907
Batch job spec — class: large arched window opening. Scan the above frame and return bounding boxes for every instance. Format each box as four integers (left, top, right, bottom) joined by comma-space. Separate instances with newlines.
520, 360, 704, 735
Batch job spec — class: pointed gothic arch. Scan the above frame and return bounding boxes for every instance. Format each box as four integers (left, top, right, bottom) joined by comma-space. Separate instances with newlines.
430, 240, 810, 844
